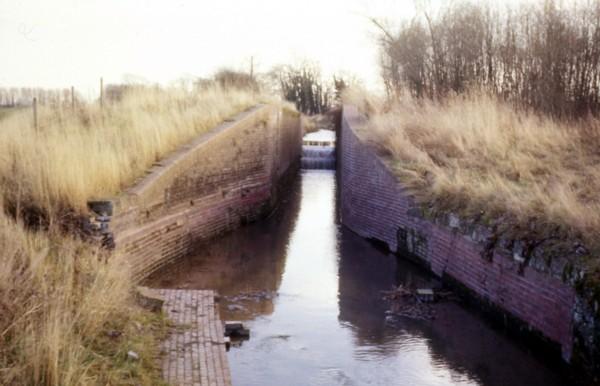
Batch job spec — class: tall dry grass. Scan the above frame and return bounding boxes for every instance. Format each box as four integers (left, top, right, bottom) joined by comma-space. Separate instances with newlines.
0, 83, 269, 384
0, 209, 166, 385
0, 107, 20, 121
346, 89, 600, 252
0, 85, 263, 216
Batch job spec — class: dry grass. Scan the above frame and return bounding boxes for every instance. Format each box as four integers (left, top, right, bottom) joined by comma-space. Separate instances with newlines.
345, 90, 600, 253
0, 85, 264, 216
0, 107, 21, 121
0, 85, 269, 384
0, 210, 167, 385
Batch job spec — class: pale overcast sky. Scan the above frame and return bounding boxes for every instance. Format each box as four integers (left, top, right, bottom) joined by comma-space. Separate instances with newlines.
1, 0, 538, 99
0, 0, 424, 98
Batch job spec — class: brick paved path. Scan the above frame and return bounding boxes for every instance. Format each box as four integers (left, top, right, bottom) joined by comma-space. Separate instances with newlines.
159, 289, 232, 386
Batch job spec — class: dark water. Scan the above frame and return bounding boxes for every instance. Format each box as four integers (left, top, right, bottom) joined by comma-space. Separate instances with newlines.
148, 170, 568, 386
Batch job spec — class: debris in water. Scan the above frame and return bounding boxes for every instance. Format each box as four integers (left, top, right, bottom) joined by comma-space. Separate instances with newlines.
224, 290, 277, 303
224, 321, 251, 338
227, 304, 247, 312
225, 321, 243, 333
416, 288, 435, 303
382, 284, 445, 321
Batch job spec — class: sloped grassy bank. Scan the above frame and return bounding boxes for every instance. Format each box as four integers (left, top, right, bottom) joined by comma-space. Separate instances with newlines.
0, 85, 263, 217
345, 90, 600, 376
0, 85, 271, 384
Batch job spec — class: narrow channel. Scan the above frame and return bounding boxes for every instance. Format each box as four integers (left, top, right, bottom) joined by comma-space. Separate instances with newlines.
147, 131, 567, 386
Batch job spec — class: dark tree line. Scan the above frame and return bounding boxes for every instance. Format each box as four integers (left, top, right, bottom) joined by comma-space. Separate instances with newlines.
279, 66, 331, 115
0, 87, 77, 107
377, 0, 600, 117
278, 65, 349, 115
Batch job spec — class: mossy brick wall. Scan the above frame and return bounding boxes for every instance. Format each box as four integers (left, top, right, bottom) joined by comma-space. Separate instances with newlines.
94, 105, 301, 280
339, 104, 576, 361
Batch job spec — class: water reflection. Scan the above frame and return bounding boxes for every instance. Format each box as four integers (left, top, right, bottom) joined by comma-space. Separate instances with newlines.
147, 170, 567, 386
337, 229, 565, 386
146, 175, 302, 320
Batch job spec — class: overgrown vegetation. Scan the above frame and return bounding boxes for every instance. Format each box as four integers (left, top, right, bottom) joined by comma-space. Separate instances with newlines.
346, 89, 600, 258
0, 107, 20, 121
359, 0, 600, 260
0, 75, 274, 384
0, 85, 263, 217
376, 0, 600, 117
0, 210, 168, 385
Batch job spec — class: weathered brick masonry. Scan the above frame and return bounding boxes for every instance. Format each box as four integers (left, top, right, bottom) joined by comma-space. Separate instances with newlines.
91, 105, 301, 280
339, 105, 577, 361
160, 289, 231, 386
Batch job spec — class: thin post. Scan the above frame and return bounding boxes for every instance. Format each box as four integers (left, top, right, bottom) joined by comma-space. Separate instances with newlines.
100, 77, 104, 110
250, 56, 254, 79
71, 86, 75, 111
33, 97, 38, 132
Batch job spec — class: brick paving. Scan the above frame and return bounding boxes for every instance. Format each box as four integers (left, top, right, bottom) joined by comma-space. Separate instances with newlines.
159, 289, 232, 386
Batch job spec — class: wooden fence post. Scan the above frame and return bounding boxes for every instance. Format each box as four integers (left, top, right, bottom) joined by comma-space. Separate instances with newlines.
71, 86, 75, 111
33, 97, 38, 132
100, 77, 104, 110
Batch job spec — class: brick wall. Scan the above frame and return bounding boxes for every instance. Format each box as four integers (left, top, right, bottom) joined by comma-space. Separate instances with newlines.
90, 105, 301, 280
339, 105, 576, 361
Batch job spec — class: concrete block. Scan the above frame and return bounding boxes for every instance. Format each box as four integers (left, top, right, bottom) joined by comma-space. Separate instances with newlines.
136, 286, 165, 312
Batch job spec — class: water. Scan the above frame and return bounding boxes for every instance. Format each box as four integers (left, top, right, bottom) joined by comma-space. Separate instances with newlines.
302, 129, 336, 170
301, 146, 336, 169
147, 171, 568, 386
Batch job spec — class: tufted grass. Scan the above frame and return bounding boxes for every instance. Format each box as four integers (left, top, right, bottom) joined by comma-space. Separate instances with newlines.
345, 89, 600, 255
0, 85, 264, 217
0, 83, 276, 384
0, 209, 168, 385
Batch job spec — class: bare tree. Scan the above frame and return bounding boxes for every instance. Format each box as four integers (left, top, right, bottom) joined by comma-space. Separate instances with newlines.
278, 65, 332, 115
376, 0, 600, 117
